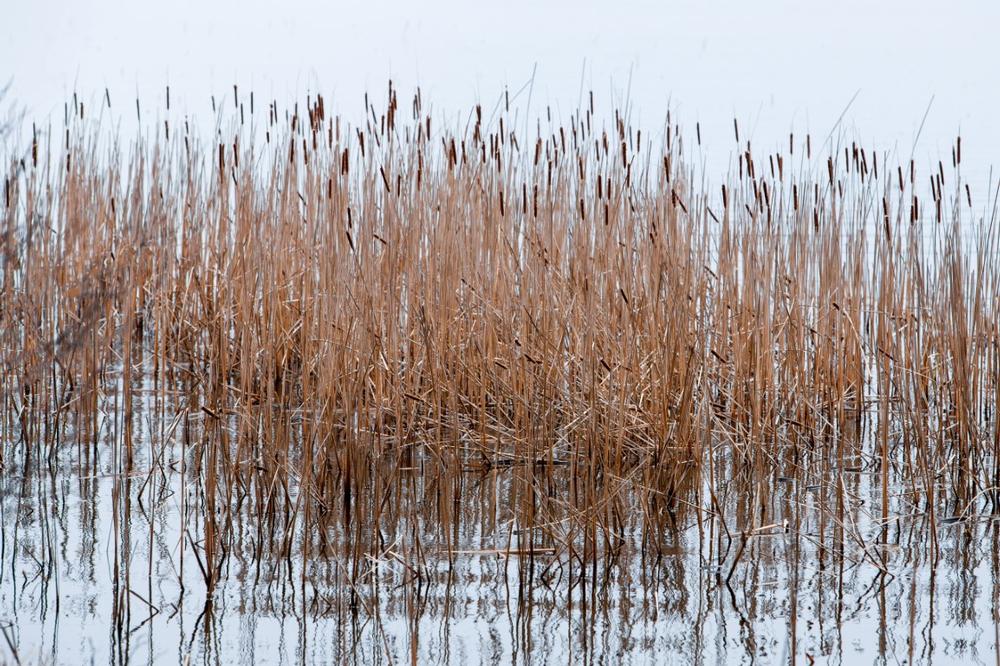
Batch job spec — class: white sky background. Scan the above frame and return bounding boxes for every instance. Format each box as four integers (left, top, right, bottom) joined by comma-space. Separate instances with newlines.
3, 0, 999, 186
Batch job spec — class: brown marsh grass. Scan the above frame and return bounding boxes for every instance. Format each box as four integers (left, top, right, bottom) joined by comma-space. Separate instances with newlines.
1, 83, 999, 662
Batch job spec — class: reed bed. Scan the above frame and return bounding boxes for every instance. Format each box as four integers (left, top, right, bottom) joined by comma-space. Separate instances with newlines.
1, 82, 998, 616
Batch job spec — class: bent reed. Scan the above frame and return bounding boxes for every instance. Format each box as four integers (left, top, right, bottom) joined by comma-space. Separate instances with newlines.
1, 83, 997, 593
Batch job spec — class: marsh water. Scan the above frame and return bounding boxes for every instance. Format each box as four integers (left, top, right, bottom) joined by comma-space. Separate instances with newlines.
2, 365, 999, 665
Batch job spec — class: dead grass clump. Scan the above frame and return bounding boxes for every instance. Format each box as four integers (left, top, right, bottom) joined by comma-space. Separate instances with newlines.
1, 84, 997, 586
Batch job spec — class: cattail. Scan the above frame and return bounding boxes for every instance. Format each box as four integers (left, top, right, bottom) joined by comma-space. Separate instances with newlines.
4, 86, 994, 627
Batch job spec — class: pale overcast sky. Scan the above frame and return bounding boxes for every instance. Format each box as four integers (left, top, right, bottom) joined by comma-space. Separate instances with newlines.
3, 0, 998, 183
